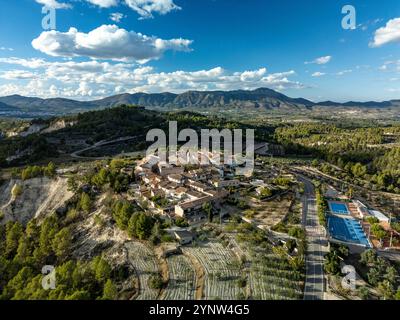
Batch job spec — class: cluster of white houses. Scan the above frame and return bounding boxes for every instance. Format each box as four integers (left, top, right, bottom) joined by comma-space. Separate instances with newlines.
133, 155, 240, 220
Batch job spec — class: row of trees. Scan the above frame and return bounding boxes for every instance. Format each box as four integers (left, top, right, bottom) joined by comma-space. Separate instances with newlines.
19, 162, 56, 181
316, 187, 327, 226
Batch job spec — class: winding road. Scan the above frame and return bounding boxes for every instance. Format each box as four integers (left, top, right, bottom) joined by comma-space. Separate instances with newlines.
70, 136, 145, 160
298, 175, 328, 300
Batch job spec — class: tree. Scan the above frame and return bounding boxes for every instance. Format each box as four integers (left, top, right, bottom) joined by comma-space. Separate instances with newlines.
395, 288, 400, 300
80, 193, 92, 213
39, 215, 59, 257
5, 221, 23, 258
44, 162, 56, 178
15, 235, 31, 262
52, 227, 72, 261
135, 213, 154, 240
102, 279, 117, 300
203, 202, 213, 222
148, 274, 164, 290
113, 201, 134, 230
65, 290, 91, 300
4, 267, 33, 297
175, 217, 189, 228
93, 257, 111, 283
377, 280, 395, 300
259, 187, 272, 199
92, 168, 109, 187
358, 286, 369, 300
346, 186, 354, 199
360, 250, 377, 266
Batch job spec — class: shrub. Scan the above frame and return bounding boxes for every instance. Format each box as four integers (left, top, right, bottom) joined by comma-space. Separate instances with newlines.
11, 184, 22, 198
148, 274, 164, 290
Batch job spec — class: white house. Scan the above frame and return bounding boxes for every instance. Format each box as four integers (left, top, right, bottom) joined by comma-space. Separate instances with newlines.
369, 210, 390, 223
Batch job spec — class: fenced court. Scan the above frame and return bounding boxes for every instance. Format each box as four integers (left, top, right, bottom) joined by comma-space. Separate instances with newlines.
327, 215, 370, 247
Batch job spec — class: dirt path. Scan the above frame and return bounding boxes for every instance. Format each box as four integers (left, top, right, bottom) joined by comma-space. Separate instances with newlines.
182, 250, 205, 300
154, 246, 170, 300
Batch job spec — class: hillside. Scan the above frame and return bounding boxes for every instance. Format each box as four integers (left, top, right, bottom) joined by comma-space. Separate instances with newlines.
1, 88, 400, 118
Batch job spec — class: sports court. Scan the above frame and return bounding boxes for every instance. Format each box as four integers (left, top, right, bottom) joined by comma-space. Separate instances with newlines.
327, 215, 370, 247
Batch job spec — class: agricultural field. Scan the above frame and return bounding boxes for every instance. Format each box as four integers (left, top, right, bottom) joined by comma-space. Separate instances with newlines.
223, 222, 305, 300
124, 241, 160, 300
247, 251, 304, 299
182, 241, 243, 300
245, 194, 294, 229
163, 254, 197, 300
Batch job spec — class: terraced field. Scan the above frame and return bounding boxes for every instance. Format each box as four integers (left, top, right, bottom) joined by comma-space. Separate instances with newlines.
163, 254, 197, 300
225, 231, 304, 300
124, 241, 160, 300
248, 253, 304, 300
182, 242, 242, 300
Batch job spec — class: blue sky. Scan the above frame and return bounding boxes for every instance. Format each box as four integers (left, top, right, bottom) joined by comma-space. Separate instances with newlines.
0, 0, 399, 102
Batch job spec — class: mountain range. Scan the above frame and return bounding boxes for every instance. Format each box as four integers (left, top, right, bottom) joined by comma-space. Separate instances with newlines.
0, 88, 399, 118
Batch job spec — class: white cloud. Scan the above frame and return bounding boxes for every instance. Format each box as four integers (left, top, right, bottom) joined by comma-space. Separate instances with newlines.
86, 0, 118, 8
0, 57, 48, 69
124, 0, 181, 19
31, 25, 193, 62
370, 18, 400, 47
311, 72, 325, 77
378, 60, 400, 72
0, 47, 14, 51
0, 58, 304, 99
305, 56, 332, 65
83, 0, 181, 19
35, 0, 71, 9
1, 70, 37, 80
336, 69, 352, 76
110, 12, 125, 22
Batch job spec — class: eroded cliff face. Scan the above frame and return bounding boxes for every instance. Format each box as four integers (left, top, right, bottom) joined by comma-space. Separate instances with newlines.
0, 176, 74, 225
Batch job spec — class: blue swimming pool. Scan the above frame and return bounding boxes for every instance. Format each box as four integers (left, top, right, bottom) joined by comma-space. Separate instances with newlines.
327, 215, 370, 247
328, 202, 349, 215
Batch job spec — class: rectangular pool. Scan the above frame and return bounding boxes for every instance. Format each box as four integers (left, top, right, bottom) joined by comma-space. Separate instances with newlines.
328, 201, 350, 215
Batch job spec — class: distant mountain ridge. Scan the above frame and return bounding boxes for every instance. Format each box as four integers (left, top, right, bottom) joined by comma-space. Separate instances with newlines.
0, 88, 399, 118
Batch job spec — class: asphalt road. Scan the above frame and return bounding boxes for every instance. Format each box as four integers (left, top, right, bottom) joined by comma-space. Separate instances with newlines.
299, 175, 327, 300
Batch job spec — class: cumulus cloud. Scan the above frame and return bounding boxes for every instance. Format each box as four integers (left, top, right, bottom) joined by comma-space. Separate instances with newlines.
124, 0, 181, 19
86, 0, 118, 8
35, 0, 71, 9
305, 56, 332, 65
311, 72, 325, 77
370, 18, 400, 47
0, 57, 304, 99
83, 0, 180, 19
31, 25, 193, 62
0, 70, 37, 80
110, 12, 125, 22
